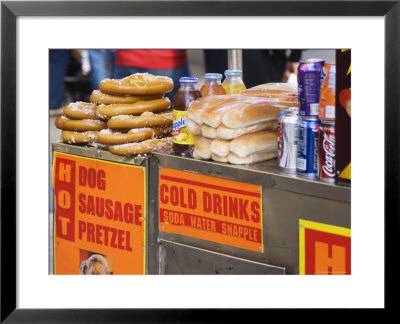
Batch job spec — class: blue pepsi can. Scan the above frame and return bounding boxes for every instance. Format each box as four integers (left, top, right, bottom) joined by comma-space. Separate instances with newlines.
298, 59, 325, 117
297, 117, 321, 178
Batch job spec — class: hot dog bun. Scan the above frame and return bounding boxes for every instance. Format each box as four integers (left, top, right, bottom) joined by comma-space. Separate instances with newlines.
187, 95, 280, 129
187, 95, 238, 126
201, 124, 217, 139
211, 154, 229, 163
229, 131, 278, 158
194, 136, 212, 160
187, 119, 202, 135
221, 101, 281, 129
210, 138, 230, 157
227, 151, 277, 165
216, 120, 278, 140
199, 96, 255, 128
240, 82, 299, 107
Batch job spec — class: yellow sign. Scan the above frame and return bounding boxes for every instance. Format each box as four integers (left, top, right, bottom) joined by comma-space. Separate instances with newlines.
299, 219, 351, 275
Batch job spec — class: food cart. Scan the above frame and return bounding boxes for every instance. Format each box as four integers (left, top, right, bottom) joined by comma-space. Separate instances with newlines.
51, 49, 351, 275
51, 143, 350, 275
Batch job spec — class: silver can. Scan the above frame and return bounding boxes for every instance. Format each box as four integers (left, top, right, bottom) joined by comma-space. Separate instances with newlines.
278, 108, 299, 174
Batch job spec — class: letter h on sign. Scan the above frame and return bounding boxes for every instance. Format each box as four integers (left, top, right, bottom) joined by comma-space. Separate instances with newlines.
304, 228, 351, 275
54, 157, 76, 242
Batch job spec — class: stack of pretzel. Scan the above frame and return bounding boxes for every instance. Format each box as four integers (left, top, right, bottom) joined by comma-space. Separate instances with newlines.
55, 73, 174, 156
187, 95, 282, 165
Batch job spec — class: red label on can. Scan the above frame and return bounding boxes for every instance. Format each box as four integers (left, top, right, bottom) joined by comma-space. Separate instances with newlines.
318, 123, 336, 182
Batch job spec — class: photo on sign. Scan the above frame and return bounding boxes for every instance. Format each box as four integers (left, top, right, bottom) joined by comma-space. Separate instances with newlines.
79, 249, 114, 275
50, 49, 351, 276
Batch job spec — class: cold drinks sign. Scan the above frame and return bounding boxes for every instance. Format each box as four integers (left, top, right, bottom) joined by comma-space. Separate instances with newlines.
158, 167, 264, 252
52, 152, 146, 275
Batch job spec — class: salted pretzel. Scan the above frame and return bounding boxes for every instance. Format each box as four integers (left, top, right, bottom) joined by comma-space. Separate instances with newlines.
108, 137, 173, 156
96, 98, 171, 119
60, 130, 99, 144
90, 89, 164, 105
107, 111, 172, 130
55, 116, 107, 131
63, 102, 100, 120
99, 73, 174, 95
97, 127, 171, 145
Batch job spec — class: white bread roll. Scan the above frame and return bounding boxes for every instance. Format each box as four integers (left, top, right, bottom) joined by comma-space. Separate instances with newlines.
193, 150, 207, 160
187, 96, 235, 125
240, 82, 297, 95
240, 83, 299, 108
221, 101, 281, 129
188, 95, 281, 129
200, 96, 247, 128
210, 138, 230, 157
227, 151, 277, 165
229, 131, 278, 158
201, 124, 217, 139
216, 120, 278, 140
187, 118, 202, 135
193, 136, 212, 160
212, 154, 229, 163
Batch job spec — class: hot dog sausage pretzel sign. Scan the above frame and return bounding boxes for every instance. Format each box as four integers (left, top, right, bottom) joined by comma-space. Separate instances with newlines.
52, 152, 146, 275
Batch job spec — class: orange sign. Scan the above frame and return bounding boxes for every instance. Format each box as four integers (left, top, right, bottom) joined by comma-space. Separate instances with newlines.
299, 219, 351, 275
52, 152, 146, 275
158, 167, 263, 252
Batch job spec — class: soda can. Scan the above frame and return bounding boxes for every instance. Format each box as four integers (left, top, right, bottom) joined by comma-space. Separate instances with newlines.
297, 117, 320, 178
298, 59, 325, 117
318, 121, 336, 183
278, 107, 299, 174
319, 64, 336, 121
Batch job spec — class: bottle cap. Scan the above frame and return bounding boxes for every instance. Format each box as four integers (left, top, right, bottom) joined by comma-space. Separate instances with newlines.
179, 77, 198, 84
224, 70, 243, 76
204, 73, 223, 80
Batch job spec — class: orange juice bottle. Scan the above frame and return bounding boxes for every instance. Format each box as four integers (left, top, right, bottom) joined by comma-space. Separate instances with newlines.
222, 70, 246, 95
200, 73, 226, 97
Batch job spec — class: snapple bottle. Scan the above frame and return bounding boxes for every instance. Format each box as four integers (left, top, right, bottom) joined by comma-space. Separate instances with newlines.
222, 70, 246, 94
200, 73, 226, 96
172, 77, 201, 156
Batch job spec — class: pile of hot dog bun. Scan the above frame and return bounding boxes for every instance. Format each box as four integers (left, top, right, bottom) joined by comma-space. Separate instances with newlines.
55, 73, 174, 156
188, 83, 298, 165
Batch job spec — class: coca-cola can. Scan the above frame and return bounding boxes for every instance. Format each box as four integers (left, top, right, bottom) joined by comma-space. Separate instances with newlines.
278, 107, 299, 174
318, 121, 336, 183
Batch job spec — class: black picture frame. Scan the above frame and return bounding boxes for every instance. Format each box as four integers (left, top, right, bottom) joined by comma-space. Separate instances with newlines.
1, 0, 398, 322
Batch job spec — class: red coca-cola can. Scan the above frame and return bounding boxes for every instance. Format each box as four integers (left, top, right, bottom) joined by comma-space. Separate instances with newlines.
318, 121, 336, 183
